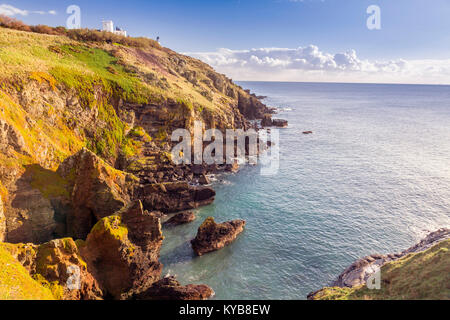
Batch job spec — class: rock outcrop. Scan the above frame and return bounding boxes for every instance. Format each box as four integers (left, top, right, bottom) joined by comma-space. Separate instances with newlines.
260, 114, 288, 128
141, 182, 215, 214
308, 228, 450, 300
135, 276, 214, 300
1, 238, 103, 300
331, 228, 450, 288
57, 148, 138, 240
79, 201, 163, 299
165, 211, 196, 226
272, 119, 288, 128
191, 217, 246, 256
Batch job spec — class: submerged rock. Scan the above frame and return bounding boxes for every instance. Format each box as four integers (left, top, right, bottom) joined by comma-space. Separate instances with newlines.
191, 217, 246, 256
165, 211, 196, 226
135, 276, 214, 300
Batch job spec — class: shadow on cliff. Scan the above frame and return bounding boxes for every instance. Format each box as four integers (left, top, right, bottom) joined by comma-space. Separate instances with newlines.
7, 164, 69, 244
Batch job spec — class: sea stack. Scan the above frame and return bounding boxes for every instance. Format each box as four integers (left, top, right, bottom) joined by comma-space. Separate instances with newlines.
191, 217, 246, 256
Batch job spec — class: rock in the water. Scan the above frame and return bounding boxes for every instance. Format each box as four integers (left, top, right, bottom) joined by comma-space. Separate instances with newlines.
135, 276, 214, 300
272, 119, 288, 128
165, 211, 196, 226
191, 217, 246, 256
57, 148, 138, 239
303, 131, 313, 135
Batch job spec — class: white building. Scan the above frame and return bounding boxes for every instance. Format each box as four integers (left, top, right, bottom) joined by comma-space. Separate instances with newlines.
102, 20, 127, 37
102, 20, 114, 33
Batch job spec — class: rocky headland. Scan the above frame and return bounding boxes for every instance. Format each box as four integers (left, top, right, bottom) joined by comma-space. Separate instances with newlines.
0, 19, 271, 300
308, 228, 450, 300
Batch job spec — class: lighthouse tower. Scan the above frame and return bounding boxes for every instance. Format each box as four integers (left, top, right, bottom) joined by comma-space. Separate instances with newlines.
102, 20, 114, 33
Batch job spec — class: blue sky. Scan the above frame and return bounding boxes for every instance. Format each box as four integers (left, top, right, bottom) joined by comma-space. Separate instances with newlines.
3, 0, 450, 83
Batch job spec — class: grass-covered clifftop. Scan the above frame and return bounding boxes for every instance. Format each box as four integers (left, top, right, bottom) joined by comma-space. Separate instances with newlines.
310, 238, 450, 300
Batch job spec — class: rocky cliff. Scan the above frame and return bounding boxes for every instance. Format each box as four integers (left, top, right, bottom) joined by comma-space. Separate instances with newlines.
0, 21, 269, 300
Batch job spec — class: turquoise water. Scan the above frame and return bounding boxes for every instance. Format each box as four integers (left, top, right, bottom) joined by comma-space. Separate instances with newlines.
160, 82, 450, 300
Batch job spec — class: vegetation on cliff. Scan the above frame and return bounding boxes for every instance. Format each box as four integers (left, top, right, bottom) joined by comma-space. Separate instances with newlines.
0, 245, 55, 300
311, 238, 450, 300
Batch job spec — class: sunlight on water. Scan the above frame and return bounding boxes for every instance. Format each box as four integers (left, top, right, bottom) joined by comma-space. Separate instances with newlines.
160, 82, 450, 299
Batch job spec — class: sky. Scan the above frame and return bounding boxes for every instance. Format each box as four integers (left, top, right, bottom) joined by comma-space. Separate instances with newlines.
2, 0, 450, 84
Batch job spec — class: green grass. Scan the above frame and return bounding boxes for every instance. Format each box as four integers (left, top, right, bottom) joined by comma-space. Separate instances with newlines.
312, 239, 450, 300
0, 245, 55, 300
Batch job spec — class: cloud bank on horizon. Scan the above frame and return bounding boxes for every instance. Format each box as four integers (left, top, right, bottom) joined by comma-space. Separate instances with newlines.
187, 46, 450, 85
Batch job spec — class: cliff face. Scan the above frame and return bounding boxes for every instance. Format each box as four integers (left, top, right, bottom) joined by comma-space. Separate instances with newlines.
0, 25, 268, 299
308, 229, 450, 300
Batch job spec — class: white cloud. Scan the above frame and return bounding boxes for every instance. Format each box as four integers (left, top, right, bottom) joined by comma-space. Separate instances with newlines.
0, 4, 28, 16
187, 46, 450, 85
0, 4, 57, 17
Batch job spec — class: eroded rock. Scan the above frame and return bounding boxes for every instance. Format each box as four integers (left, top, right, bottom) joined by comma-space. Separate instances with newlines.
141, 182, 215, 213
79, 201, 163, 299
191, 217, 246, 256
57, 148, 138, 239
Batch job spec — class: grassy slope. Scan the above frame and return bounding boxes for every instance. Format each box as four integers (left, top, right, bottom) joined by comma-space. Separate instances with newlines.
0, 27, 241, 169
0, 245, 55, 300
312, 239, 450, 300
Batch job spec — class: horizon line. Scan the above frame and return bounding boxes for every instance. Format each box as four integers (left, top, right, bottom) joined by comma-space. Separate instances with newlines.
234, 80, 450, 87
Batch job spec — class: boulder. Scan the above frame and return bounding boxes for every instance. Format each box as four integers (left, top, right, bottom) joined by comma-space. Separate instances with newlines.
191, 217, 246, 256
165, 211, 196, 226
141, 182, 215, 213
79, 201, 164, 299
272, 119, 288, 128
33, 239, 103, 300
57, 148, 138, 239
135, 276, 214, 300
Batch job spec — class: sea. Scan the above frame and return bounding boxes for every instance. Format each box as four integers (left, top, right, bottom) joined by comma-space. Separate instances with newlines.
160, 81, 450, 299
